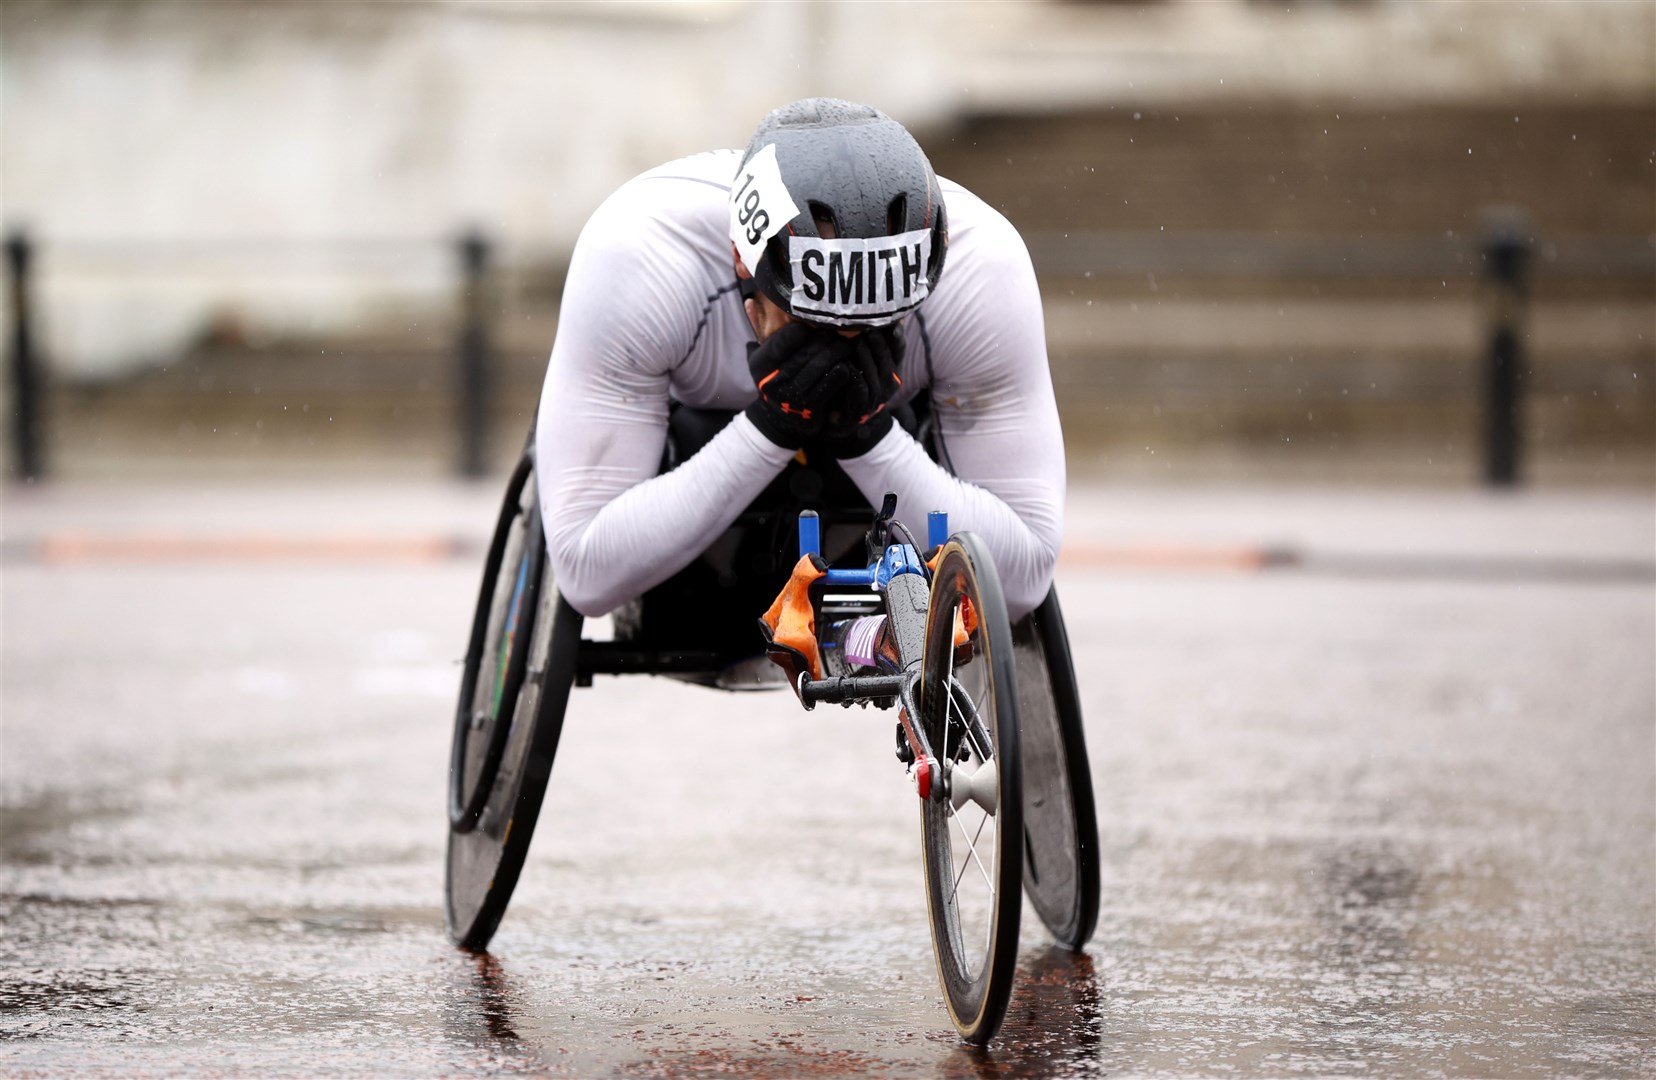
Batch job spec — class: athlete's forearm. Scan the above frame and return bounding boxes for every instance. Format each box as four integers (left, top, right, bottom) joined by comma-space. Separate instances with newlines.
838, 426, 1063, 620
536, 408, 794, 617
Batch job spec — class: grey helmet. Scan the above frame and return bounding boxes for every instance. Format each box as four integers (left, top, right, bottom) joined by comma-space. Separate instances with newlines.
729, 98, 948, 328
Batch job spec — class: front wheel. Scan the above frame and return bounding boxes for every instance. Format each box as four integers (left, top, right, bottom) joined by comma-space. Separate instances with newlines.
918, 533, 1023, 1045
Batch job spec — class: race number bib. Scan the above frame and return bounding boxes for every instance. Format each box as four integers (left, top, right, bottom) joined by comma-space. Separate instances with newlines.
729, 143, 799, 275
788, 229, 933, 326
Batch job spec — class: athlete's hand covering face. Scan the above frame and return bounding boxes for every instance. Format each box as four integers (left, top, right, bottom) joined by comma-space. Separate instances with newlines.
820, 322, 904, 459
743, 323, 859, 449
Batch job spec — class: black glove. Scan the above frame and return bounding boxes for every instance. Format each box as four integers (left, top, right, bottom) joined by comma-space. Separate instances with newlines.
818, 322, 905, 459
743, 323, 859, 449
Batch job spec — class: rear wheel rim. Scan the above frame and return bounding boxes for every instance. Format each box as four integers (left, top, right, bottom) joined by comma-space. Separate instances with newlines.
445, 588, 580, 949
449, 455, 544, 832
444, 450, 581, 950
1011, 598, 1099, 950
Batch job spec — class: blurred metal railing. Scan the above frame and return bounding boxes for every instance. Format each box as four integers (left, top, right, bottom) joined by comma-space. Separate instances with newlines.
5, 218, 1651, 485
3, 230, 510, 482
6, 233, 43, 483
1024, 219, 1653, 486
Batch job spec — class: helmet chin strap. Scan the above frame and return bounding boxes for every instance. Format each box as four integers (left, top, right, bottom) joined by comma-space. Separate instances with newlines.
733, 244, 761, 302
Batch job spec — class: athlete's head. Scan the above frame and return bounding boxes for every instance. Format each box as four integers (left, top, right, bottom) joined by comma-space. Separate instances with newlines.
730, 98, 948, 340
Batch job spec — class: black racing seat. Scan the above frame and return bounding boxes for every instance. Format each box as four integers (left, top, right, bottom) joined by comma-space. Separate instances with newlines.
581, 397, 935, 688
583, 405, 870, 687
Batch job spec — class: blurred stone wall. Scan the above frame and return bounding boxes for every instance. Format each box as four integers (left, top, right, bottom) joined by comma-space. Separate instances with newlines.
3, 0, 1649, 379
0, 0, 965, 376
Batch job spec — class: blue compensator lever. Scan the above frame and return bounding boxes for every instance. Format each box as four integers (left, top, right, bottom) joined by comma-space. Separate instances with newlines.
928, 511, 949, 551
824, 567, 878, 586
797, 510, 821, 560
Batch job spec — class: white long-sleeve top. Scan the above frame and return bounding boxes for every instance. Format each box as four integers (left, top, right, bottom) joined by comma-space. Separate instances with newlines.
535, 150, 1065, 620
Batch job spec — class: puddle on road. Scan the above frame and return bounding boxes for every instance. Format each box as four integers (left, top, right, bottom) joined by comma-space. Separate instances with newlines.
3, 835, 1654, 1076
428, 946, 1109, 1080
0, 968, 149, 1034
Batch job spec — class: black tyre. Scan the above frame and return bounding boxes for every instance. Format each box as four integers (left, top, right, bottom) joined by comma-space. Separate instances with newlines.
1012, 589, 1101, 950
919, 533, 1023, 1045
445, 456, 582, 950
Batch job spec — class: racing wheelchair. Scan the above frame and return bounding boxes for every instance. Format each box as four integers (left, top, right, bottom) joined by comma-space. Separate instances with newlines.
444, 406, 1099, 1045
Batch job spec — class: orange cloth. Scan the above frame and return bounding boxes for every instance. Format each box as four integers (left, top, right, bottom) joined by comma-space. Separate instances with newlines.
954, 595, 977, 647
760, 554, 827, 681
926, 550, 977, 648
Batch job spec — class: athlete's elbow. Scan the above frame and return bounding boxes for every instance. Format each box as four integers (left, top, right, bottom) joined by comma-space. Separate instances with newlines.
556, 574, 617, 620
1005, 544, 1059, 621
545, 536, 622, 619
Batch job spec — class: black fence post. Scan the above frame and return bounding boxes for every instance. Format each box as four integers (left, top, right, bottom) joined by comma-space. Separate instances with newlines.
1480, 208, 1532, 488
456, 230, 492, 480
6, 230, 44, 483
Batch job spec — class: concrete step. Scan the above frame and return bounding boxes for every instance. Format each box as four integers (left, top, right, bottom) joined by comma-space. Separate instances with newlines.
927, 102, 1655, 238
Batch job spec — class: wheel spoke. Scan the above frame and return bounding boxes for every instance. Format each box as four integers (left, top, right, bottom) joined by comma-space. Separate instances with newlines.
948, 677, 992, 762
943, 589, 995, 933
942, 601, 956, 771
950, 804, 995, 901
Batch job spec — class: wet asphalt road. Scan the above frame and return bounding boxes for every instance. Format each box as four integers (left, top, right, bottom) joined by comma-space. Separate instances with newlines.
2, 481, 1653, 1077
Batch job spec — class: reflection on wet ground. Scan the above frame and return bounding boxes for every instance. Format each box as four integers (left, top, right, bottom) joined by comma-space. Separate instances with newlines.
953, 950, 1104, 1079
4, 498, 1655, 1076
468, 952, 523, 1044
431, 947, 1111, 1080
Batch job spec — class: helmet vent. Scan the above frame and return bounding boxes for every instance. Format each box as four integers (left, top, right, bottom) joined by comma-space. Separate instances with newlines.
807, 201, 839, 239
886, 195, 908, 235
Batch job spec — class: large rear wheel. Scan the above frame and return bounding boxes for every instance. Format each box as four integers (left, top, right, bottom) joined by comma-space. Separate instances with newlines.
918, 533, 1023, 1045
445, 455, 582, 950
1012, 589, 1100, 950
449, 455, 545, 833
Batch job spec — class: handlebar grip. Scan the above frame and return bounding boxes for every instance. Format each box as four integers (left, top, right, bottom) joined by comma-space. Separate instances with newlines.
800, 672, 906, 705
797, 510, 821, 560
927, 511, 948, 551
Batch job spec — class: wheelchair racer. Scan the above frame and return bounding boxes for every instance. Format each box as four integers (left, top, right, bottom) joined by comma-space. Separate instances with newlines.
534, 98, 1065, 642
